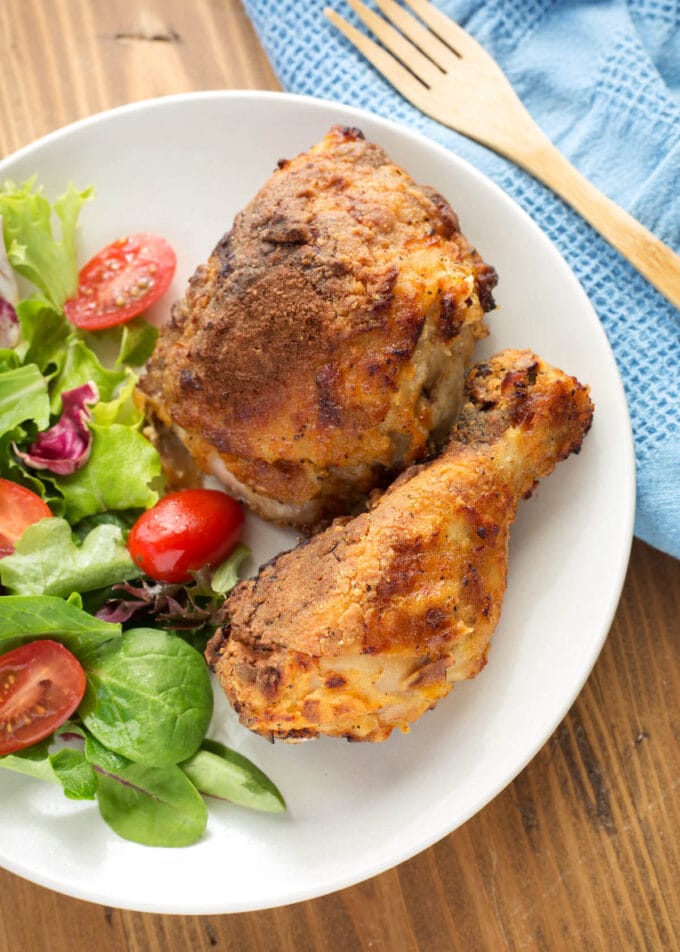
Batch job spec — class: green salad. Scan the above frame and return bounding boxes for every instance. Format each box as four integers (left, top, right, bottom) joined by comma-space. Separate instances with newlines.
0, 178, 284, 847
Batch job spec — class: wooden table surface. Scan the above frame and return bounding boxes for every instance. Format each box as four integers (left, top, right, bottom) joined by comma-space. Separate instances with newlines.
0, 3, 678, 950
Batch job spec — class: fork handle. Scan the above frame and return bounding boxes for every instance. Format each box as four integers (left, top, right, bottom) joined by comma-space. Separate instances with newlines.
512, 129, 680, 309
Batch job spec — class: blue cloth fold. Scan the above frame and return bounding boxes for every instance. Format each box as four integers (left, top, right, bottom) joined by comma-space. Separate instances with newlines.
243, 0, 680, 559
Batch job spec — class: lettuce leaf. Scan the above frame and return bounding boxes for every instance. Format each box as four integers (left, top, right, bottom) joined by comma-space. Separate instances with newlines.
82, 318, 159, 371
210, 544, 251, 595
115, 320, 159, 368
0, 741, 57, 783
48, 337, 125, 413
91, 369, 142, 427
0, 348, 19, 372
0, 179, 93, 308
0, 363, 50, 437
50, 421, 163, 523
15, 297, 70, 372
0, 178, 165, 530
0, 517, 139, 598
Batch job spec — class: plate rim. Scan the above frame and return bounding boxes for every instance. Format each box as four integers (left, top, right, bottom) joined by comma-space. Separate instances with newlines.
0, 89, 636, 913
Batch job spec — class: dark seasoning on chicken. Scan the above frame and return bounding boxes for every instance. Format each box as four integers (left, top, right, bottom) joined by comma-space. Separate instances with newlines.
139, 125, 498, 530
139, 126, 593, 743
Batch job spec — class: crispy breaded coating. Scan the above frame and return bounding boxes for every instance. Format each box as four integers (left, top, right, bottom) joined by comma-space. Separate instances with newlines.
206, 350, 593, 742
139, 125, 497, 529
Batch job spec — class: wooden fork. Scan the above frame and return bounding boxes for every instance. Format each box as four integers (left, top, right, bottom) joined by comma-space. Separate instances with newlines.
325, 0, 680, 309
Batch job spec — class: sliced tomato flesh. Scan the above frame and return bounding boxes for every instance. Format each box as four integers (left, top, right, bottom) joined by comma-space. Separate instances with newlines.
0, 478, 52, 555
0, 640, 86, 755
64, 233, 176, 331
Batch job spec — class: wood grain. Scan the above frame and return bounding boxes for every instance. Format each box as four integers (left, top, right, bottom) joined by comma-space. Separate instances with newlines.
0, 3, 678, 950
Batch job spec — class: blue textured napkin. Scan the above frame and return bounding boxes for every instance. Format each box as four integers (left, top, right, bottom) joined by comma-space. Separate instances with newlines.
243, 0, 680, 559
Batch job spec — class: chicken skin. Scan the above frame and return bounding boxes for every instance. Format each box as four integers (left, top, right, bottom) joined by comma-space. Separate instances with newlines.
206, 350, 594, 742
139, 125, 497, 530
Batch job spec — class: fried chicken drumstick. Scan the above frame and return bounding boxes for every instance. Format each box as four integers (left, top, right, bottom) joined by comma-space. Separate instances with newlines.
206, 350, 594, 742
139, 125, 497, 530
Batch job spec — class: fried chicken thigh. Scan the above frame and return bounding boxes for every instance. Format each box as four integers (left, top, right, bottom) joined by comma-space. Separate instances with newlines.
139, 125, 497, 529
206, 350, 594, 742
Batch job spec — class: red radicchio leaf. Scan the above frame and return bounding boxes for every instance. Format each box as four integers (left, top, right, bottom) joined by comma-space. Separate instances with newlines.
0, 214, 19, 348
14, 381, 99, 475
96, 577, 231, 633
0, 297, 19, 348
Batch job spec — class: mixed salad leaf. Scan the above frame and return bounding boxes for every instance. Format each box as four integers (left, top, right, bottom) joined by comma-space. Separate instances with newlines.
0, 517, 138, 597
14, 381, 99, 475
0, 178, 92, 308
0, 179, 284, 847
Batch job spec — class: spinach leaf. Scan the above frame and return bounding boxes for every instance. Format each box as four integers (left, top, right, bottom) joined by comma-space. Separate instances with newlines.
81, 627, 213, 767
0, 594, 120, 661
84, 728, 207, 846
181, 739, 285, 813
49, 747, 97, 800
94, 761, 208, 847
83, 727, 131, 772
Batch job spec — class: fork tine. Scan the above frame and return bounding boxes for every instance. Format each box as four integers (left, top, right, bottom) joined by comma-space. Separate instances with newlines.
402, 0, 486, 60
342, 0, 443, 87
372, 0, 460, 70
325, 7, 432, 101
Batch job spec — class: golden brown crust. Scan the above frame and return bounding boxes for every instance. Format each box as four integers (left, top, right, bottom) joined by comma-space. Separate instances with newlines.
139, 125, 497, 528
208, 349, 593, 742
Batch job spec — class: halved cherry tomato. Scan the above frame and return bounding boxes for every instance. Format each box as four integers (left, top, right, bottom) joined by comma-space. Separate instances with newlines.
0, 640, 86, 755
0, 478, 52, 557
64, 233, 176, 331
127, 489, 245, 584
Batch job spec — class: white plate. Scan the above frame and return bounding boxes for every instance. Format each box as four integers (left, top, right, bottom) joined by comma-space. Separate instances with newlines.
0, 91, 634, 914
